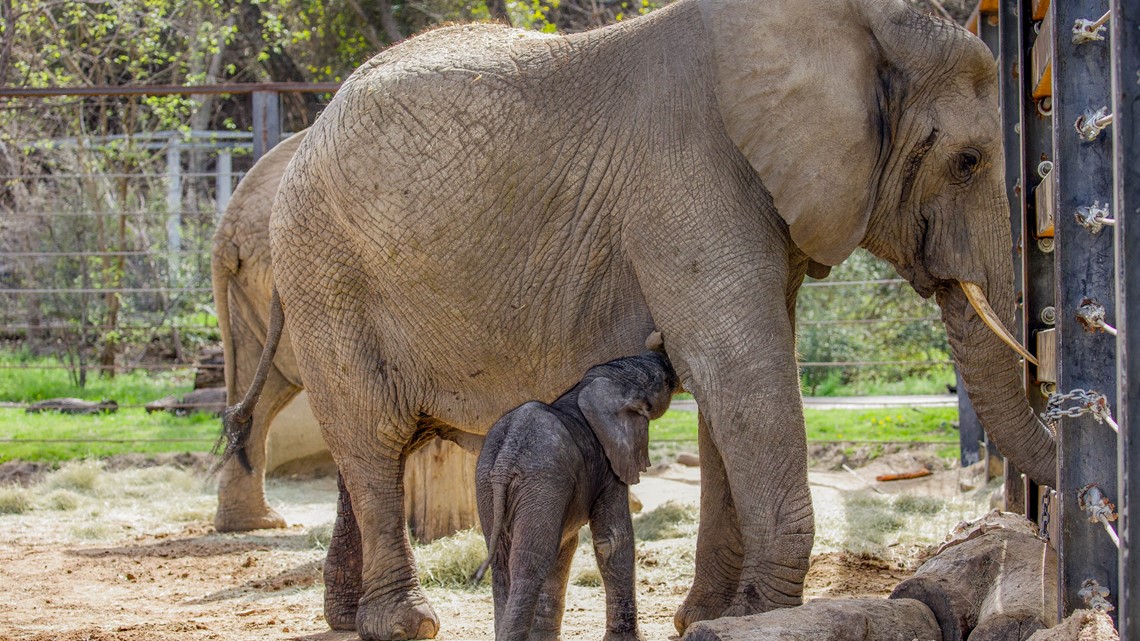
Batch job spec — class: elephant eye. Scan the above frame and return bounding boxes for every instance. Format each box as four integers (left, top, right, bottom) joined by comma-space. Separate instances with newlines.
952, 149, 982, 183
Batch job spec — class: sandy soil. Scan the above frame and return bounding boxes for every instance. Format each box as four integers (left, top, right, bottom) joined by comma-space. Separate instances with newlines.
0, 449, 992, 641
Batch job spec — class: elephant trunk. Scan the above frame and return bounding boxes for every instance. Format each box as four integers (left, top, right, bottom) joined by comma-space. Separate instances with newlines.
936, 283, 1057, 487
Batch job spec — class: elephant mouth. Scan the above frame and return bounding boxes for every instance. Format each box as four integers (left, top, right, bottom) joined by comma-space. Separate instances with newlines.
958, 281, 1038, 366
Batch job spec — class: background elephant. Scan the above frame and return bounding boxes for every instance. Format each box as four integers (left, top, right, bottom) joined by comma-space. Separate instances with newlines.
212, 130, 308, 532
476, 347, 678, 641
244, 0, 1058, 638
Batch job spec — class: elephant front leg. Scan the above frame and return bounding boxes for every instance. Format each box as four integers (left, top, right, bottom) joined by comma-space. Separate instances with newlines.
324, 472, 363, 630
675, 360, 814, 635
591, 484, 642, 641
343, 451, 440, 641
674, 413, 743, 633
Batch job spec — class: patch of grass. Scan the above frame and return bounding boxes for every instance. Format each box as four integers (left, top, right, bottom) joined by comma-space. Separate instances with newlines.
40, 489, 82, 511
650, 407, 959, 445
893, 494, 945, 516
0, 408, 218, 462
0, 485, 32, 514
46, 460, 106, 494
306, 523, 334, 550
70, 521, 114, 540
0, 350, 195, 406
414, 528, 488, 589
572, 566, 602, 587
633, 501, 698, 542
844, 494, 904, 548
802, 368, 956, 397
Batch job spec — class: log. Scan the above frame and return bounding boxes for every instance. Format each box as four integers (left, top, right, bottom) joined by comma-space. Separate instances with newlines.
682, 597, 941, 641
404, 437, 479, 543
144, 387, 226, 416
890, 511, 1057, 641
25, 397, 118, 414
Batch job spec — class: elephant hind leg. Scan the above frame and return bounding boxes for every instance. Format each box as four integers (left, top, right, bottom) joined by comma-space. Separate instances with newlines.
496, 500, 569, 641
324, 471, 364, 630
214, 366, 300, 532
674, 412, 743, 634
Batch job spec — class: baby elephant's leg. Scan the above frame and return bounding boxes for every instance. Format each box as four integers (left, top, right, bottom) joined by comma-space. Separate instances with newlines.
590, 484, 643, 641
498, 504, 565, 641
528, 535, 578, 641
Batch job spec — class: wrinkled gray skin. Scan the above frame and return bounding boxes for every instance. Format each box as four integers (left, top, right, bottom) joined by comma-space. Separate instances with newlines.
211, 130, 307, 532
476, 351, 678, 641
259, 0, 1058, 637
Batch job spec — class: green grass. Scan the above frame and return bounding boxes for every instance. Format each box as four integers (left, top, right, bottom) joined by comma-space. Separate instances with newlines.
801, 367, 956, 397
0, 408, 218, 462
651, 406, 959, 444
0, 349, 216, 462
0, 350, 195, 405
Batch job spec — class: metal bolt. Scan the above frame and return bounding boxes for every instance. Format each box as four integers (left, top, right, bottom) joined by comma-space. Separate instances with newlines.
1072, 11, 1111, 44
1079, 579, 1115, 612
1037, 96, 1053, 117
1040, 306, 1056, 325
1037, 160, 1053, 179
1075, 300, 1118, 336
1075, 107, 1113, 142
1040, 382, 1057, 398
1075, 202, 1115, 234
1038, 238, 1055, 253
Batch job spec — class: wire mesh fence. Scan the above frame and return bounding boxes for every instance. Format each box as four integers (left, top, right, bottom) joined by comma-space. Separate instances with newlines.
1, 86, 957, 449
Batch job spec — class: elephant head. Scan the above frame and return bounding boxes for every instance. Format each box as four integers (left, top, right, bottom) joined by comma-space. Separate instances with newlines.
700, 0, 1055, 485
578, 350, 679, 486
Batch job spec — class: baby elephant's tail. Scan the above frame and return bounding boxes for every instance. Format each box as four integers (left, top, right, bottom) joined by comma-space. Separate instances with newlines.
471, 481, 507, 585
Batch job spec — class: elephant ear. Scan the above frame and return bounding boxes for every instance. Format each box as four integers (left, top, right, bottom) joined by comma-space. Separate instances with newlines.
697, 0, 916, 266
577, 377, 652, 486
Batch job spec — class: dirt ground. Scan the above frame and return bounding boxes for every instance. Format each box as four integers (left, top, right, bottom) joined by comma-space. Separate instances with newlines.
0, 447, 993, 641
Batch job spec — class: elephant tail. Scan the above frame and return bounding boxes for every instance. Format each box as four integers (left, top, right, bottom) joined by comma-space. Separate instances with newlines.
212, 287, 285, 474
471, 481, 507, 585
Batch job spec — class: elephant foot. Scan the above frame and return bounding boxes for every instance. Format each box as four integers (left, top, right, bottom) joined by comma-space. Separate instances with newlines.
673, 594, 732, 636
213, 505, 287, 532
356, 590, 439, 640
602, 631, 643, 641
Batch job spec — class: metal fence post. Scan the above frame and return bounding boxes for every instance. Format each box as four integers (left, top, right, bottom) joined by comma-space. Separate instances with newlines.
1112, 0, 1139, 633
1052, 0, 1119, 619
252, 91, 281, 161
215, 149, 233, 218
165, 142, 182, 283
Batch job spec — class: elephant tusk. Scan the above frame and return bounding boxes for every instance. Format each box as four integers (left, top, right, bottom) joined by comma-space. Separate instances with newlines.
960, 282, 1039, 366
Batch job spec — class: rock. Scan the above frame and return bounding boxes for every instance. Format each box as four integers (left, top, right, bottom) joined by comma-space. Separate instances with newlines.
628, 490, 643, 514
676, 452, 700, 467
1025, 609, 1118, 641
989, 484, 1005, 510
890, 510, 1057, 641
25, 398, 118, 415
144, 387, 226, 416
193, 348, 224, 390
958, 460, 986, 492
682, 597, 940, 641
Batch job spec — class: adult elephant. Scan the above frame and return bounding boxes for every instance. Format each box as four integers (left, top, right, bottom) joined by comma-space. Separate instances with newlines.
212, 130, 308, 532
232, 0, 1058, 637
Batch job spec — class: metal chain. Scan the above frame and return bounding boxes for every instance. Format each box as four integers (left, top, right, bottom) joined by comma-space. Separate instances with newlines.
1042, 389, 1119, 432
1039, 493, 1051, 543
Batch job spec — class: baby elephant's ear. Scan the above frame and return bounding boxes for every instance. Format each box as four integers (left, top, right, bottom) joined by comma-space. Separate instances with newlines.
577, 377, 651, 486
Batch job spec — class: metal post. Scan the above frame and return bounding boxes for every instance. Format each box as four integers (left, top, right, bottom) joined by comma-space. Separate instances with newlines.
1013, 0, 1056, 517
165, 143, 182, 283
215, 149, 232, 218
1112, 0, 1140, 633
1052, 0, 1119, 619
252, 91, 281, 161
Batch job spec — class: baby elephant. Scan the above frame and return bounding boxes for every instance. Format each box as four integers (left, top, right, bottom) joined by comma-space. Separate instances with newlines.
475, 346, 678, 641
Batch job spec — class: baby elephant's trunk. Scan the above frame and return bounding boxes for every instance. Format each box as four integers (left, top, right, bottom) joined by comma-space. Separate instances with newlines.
211, 287, 286, 474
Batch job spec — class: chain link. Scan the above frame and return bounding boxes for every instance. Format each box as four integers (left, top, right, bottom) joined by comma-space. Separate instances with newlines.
1039, 493, 1051, 543
1042, 389, 1118, 432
